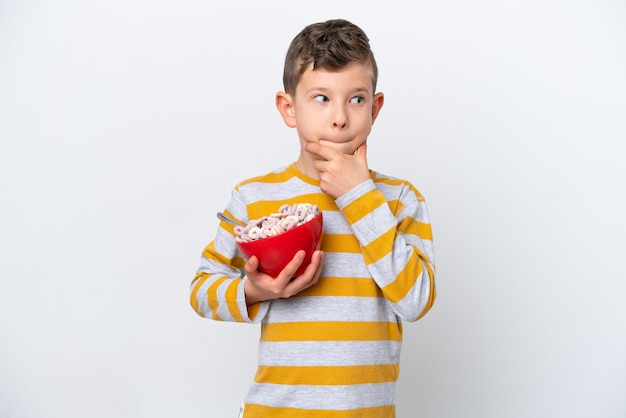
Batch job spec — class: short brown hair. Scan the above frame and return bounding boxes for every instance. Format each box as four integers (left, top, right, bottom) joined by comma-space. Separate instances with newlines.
282, 19, 378, 96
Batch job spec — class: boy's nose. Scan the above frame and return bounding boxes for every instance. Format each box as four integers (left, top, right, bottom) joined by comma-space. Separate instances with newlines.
331, 105, 348, 129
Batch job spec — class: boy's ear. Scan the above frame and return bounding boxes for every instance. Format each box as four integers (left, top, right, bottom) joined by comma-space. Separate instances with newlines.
276, 91, 297, 128
371, 92, 385, 124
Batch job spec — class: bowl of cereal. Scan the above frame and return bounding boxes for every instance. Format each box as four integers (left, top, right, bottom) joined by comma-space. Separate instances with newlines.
234, 203, 323, 278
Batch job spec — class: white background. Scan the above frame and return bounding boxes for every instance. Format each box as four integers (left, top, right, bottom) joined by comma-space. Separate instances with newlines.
1, 1, 625, 417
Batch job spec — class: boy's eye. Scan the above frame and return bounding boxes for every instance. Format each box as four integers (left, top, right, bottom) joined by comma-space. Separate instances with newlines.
350, 96, 365, 104
313, 95, 329, 103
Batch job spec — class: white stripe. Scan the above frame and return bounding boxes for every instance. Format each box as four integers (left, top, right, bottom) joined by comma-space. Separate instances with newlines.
214, 227, 239, 258
215, 279, 235, 321
193, 276, 213, 317
238, 175, 319, 202
372, 180, 402, 199
335, 179, 373, 207
351, 203, 397, 246
320, 252, 370, 277
265, 295, 397, 323
258, 340, 402, 366
245, 382, 396, 410
396, 269, 433, 321
367, 236, 414, 289
320, 210, 353, 234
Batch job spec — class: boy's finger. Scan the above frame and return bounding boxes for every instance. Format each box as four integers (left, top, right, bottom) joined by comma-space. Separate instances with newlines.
277, 250, 306, 282
296, 250, 323, 279
285, 250, 324, 293
305, 142, 341, 161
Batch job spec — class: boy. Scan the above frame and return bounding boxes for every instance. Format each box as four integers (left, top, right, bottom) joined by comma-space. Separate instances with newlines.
190, 19, 436, 418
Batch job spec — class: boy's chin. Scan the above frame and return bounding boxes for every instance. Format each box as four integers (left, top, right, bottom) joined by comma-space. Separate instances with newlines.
317, 140, 358, 155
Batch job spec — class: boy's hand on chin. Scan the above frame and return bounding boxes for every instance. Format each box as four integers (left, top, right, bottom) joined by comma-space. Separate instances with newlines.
306, 141, 370, 199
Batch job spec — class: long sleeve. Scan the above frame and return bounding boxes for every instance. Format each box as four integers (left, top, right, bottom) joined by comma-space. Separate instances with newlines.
335, 175, 436, 322
189, 190, 269, 323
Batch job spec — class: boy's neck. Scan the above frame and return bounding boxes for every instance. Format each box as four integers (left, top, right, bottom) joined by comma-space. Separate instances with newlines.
295, 154, 320, 180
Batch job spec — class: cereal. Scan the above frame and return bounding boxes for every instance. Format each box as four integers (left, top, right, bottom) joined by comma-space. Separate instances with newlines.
234, 203, 320, 242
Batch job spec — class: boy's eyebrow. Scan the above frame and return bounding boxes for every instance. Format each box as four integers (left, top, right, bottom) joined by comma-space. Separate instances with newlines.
305, 85, 373, 95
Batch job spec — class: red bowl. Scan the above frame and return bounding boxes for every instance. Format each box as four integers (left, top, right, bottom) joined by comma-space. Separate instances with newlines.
236, 212, 323, 278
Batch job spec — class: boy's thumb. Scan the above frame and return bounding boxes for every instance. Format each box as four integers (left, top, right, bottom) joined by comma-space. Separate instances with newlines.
245, 255, 259, 273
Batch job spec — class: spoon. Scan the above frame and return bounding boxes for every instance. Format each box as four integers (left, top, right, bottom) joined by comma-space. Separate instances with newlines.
216, 212, 246, 227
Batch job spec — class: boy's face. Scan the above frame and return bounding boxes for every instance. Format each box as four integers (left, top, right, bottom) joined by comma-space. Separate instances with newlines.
280, 62, 383, 157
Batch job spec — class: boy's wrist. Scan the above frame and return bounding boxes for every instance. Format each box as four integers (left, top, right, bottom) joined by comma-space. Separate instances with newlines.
335, 178, 375, 208
243, 279, 263, 306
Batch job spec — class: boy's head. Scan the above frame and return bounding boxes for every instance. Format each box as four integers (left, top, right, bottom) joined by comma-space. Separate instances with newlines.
282, 19, 378, 97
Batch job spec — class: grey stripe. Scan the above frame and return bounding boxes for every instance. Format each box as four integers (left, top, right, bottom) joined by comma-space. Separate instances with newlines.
320, 252, 370, 277
245, 382, 396, 410
265, 296, 397, 323
258, 340, 402, 366
238, 175, 319, 201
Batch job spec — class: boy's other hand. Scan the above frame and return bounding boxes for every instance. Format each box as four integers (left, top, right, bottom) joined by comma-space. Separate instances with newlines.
244, 250, 324, 306
306, 141, 370, 199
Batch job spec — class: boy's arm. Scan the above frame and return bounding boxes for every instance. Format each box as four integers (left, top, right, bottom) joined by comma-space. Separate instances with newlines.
189, 190, 270, 323
336, 178, 437, 322
190, 229, 269, 323
189, 191, 324, 321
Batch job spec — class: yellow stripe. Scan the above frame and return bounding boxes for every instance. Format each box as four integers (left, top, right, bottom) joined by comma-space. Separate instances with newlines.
255, 364, 399, 385
201, 241, 216, 260
373, 176, 426, 201
381, 253, 423, 304
189, 272, 209, 314
297, 277, 382, 298
232, 255, 246, 270
321, 234, 361, 253
207, 277, 227, 320
386, 198, 404, 215
260, 321, 402, 342
247, 194, 336, 219
373, 177, 405, 187
248, 302, 261, 321
411, 243, 433, 266
341, 188, 385, 224
224, 279, 244, 322
398, 217, 433, 240
243, 404, 395, 418
218, 209, 242, 234
201, 240, 246, 271
201, 241, 231, 266
417, 263, 437, 320
362, 226, 396, 265
238, 168, 296, 187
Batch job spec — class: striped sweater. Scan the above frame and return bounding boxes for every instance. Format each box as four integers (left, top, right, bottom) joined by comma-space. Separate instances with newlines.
190, 163, 436, 418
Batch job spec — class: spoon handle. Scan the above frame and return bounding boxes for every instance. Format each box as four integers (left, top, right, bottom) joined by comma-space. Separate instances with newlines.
216, 212, 245, 227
